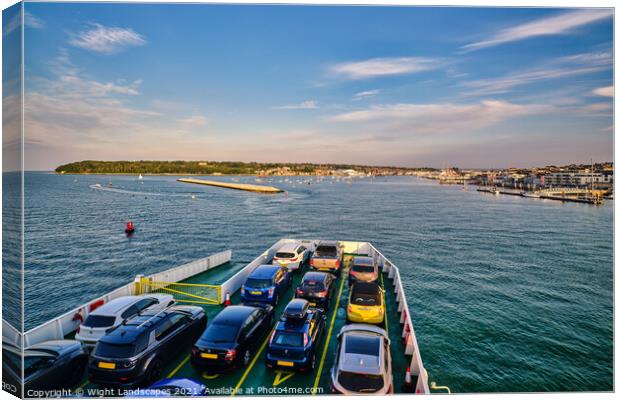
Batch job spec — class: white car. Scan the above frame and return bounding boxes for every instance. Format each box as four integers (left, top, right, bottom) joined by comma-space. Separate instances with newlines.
330, 324, 393, 395
272, 242, 310, 272
75, 294, 174, 349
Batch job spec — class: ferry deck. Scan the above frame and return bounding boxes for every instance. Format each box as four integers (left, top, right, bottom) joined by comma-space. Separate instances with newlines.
15, 239, 430, 396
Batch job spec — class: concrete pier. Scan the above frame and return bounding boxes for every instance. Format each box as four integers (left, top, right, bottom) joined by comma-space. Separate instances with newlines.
177, 178, 283, 193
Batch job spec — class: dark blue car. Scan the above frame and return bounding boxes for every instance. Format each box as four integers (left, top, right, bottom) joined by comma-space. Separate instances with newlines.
126, 379, 206, 397
241, 265, 291, 305
265, 299, 326, 372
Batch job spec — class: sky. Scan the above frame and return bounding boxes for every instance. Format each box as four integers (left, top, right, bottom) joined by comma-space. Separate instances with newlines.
3, 3, 614, 170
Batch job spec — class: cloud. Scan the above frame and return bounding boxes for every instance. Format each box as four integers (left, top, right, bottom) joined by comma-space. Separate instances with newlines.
591, 86, 613, 97
330, 100, 551, 135
3, 11, 44, 36
462, 9, 612, 52
273, 100, 318, 110
462, 51, 611, 96
329, 57, 441, 80
25, 11, 44, 29
178, 115, 208, 128
69, 23, 146, 54
353, 89, 380, 100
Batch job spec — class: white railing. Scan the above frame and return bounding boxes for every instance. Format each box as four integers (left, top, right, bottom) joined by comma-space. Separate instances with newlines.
21, 250, 231, 347
370, 243, 430, 394
2, 319, 22, 347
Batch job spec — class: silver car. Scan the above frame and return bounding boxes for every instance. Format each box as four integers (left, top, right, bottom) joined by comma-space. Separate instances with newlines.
75, 294, 174, 349
330, 324, 393, 394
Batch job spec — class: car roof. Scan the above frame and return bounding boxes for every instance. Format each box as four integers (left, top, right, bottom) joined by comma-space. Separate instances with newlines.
352, 256, 374, 266
101, 309, 178, 344
249, 264, 280, 278
27, 340, 78, 353
212, 305, 255, 326
278, 243, 300, 252
90, 296, 141, 315
302, 271, 329, 282
339, 334, 383, 375
351, 282, 381, 295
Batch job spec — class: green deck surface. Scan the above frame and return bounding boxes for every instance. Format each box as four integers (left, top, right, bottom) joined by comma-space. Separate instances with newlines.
76, 256, 413, 396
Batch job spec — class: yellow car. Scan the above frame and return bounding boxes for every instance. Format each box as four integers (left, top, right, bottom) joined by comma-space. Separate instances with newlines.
346, 282, 385, 325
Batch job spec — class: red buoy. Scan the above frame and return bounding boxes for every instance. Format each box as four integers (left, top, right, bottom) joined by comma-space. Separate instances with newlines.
125, 221, 135, 234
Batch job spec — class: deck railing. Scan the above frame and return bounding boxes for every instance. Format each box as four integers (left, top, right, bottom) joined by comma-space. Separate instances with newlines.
19, 250, 231, 347
370, 243, 430, 394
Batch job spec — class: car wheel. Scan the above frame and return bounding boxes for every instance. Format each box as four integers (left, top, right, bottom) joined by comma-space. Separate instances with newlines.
146, 358, 164, 386
65, 357, 87, 387
243, 349, 252, 367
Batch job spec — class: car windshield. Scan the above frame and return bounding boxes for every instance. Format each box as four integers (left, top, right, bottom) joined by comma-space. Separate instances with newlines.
245, 278, 273, 289
345, 335, 381, 356
315, 246, 337, 257
273, 331, 304, 347
275, 252, 295, 259
352, 265, 375, 273
338, 371, 384, 392
83, 315, 116, 328
351, 291, 381, 306
202, 323, 240, 343
94, 342, 136, 358
301, 280, 325, 291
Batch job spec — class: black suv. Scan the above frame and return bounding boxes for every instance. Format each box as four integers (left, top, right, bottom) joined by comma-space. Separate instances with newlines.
88, 306, 207, 388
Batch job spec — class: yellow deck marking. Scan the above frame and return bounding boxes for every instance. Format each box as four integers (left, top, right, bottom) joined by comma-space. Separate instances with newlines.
273, 370, 296, 386
167, 355, 190, 378
380, 272, 389, 335
202, 371, 220, 380
311, 258, 349, 393
230, 330, 273, 396
78, 380, 89, 389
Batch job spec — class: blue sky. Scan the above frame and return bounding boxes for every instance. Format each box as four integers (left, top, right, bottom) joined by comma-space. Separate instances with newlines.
6, 3, 614, 169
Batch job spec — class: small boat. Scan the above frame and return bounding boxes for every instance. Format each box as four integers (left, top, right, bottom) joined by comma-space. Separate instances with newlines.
521, 192, 541, 198
138, 174, 143, 180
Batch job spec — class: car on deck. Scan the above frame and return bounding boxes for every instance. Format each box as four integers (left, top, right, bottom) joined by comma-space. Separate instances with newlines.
265, 299, 326, 372
346, 282, 385, 326
127, 378, 207, 397
3, 340, 87, 393
240, 265, 291, 305
348, 256, 379, 285
330, 324, 393, 394
76, 294, 175, 350
191, 304, 274, 372
310, 241, 343, 276
295, 271, 336, 310
88, 306, 206, 388
272, 242, 311, 272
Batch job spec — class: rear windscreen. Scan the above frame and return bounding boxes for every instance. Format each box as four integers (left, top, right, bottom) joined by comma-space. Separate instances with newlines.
84, 315, 116, 328
245, 278, 273, 288
202, 323, 240, 343
301, 280, 325, 291
352, 264, 375, 273
338, 371, 384, 392
315, 246, 337, 257
276, 252, 296, 259
273, 331, 304, 347
94, 342, 136, 358
351, 291, 381, 306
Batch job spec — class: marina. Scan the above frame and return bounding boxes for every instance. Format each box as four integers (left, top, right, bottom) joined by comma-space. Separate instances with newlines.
476, 187, 604, 205
12, 239, 430, 395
